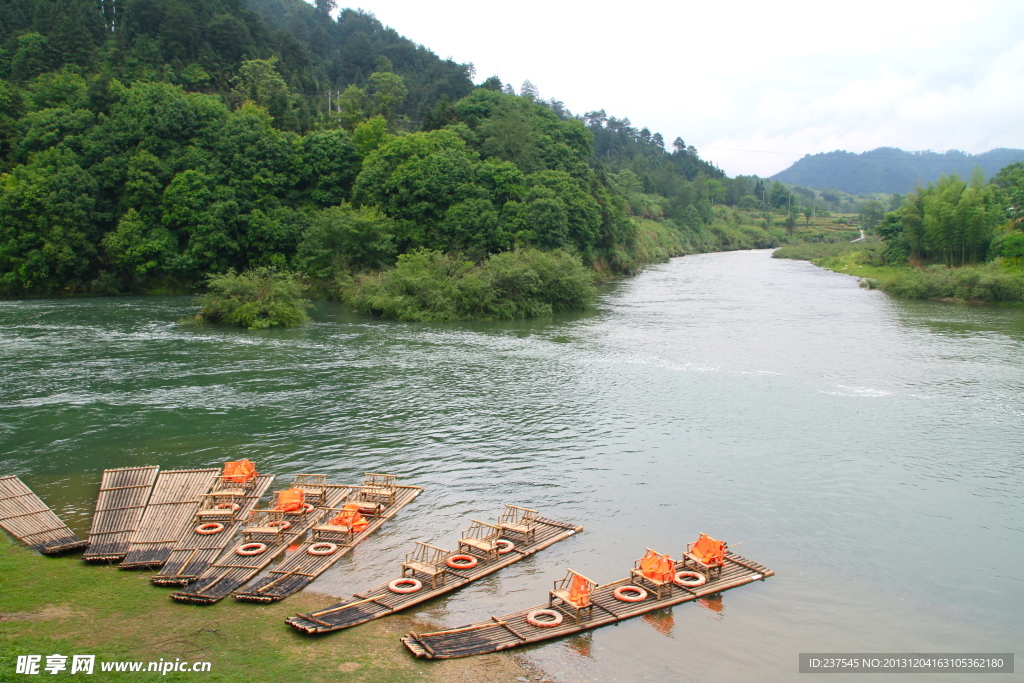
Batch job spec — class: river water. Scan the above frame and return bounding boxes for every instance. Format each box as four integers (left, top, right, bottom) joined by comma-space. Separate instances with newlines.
2, 249, 1022, 681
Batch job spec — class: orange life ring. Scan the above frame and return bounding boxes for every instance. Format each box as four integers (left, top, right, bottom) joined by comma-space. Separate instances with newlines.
267, 520, 292, 530
674, 571, 707, 587
301, 503, 315, 513
613, 585, 648, 602
215, 502, 240, 512
195, 523, 224, 535
236, 542, 267, 556
388, 578, 422, 594
526, 609, 563, 628
446, 554, 479, 569
307, 542, 338, 556
495, 540, 515, 555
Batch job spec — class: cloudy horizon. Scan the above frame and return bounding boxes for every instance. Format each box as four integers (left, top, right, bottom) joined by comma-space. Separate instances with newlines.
336, 0, 1024, 178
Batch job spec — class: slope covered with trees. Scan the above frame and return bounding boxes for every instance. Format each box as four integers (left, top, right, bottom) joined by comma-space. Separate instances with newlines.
0, 0, 786, 315
771, 148, 1024, 195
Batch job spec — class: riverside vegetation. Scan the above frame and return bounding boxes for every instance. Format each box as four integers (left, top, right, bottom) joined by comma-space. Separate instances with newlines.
774, 163, 1024, 303
1, 0, 833, 325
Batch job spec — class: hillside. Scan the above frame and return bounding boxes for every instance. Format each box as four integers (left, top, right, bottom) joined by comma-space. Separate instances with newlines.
771, 147, 1024, 194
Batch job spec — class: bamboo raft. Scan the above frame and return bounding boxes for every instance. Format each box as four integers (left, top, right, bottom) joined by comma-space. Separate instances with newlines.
151, 473, 275, 586
0, 476, 89, 555
83, 466, 160, 562
287, 512, 582, 632
402, 551, 774, 659
235, 480, 424, 603
170, 483, 352, 604
119, 469, 220, 570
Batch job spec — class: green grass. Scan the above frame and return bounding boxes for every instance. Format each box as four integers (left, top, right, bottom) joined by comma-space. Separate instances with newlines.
0, 543, 528, 682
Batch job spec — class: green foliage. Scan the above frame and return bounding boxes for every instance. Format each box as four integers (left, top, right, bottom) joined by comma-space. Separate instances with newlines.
345, 248, 597, 321
864, 264, 1024, 303
773, 241, 862, 261
194, 267, 310, 329
297, 203, 396, 276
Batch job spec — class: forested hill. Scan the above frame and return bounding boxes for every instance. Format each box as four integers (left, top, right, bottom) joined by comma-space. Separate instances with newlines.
0, 0, 756, 299
771, 148, 1024, 195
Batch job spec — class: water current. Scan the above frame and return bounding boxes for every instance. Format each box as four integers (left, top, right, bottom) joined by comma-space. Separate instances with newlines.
2, 249, 1022, 681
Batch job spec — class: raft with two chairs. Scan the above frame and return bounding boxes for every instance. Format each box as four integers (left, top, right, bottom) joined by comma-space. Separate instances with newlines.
402, 534, 773, 659
234, 474, 423, 603
287, 505, 581, 633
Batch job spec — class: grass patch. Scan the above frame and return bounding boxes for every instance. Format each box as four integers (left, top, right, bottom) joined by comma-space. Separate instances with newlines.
0, 543, 533, 682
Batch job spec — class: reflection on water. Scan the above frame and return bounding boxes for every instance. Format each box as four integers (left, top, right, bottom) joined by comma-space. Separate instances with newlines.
641, 609, 676, 636
1, 250, 1022, 682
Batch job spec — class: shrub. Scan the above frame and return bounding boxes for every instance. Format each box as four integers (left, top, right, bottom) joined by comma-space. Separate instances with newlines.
345, 248, 597, 321
191, 268, 310, 329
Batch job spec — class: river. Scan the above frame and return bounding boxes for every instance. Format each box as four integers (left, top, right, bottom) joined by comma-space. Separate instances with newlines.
1, 249, 1022, 681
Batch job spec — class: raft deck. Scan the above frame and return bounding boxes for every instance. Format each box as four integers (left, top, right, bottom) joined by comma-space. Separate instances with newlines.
235, 484, 424, 603
402, 551, 773, 659
287, 516, 582, 632
119, 469, 219, 570
83, 466, 160, 562
151, 474, 275, 586
170, 485, 351, 604
0, 476, 88, 555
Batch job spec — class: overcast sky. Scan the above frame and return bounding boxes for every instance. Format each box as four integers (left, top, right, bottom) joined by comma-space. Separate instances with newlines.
338, 0, 1024, 178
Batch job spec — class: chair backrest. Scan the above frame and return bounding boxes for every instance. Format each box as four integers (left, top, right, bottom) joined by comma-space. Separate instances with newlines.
274, 488, 305, 512
498, 504, 539, 526
462, 519, 500, 542
690, 533, 726, 565
638, 548, 675, 582
222, 459, 257, 484
362, 473, 396, 490
406, 541, 449, 566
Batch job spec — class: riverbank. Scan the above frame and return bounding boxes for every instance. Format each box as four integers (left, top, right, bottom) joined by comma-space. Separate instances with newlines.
0, 543, 548, 682
774, 243, 1024, 303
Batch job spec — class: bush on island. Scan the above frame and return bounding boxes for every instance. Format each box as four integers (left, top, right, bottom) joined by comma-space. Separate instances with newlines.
345, 248, 597, 322
190, 268, 311, 329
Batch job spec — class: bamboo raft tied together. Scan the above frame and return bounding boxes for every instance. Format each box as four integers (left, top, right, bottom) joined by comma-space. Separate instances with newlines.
151, 465, 274, 586
170, 480, 352, 604
0, 476, 89, 555
401, 551, 774, 659
235, 474, 424, 603
287, 506, 582, 633
83, 466, 160, 563
119, 469, 220, 570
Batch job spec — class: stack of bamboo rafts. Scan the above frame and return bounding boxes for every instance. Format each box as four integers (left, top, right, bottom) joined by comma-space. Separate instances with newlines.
0, 476, 88, 555
83, 466, 160, 562
119, 468, 220, 569
287, 505, 581, 633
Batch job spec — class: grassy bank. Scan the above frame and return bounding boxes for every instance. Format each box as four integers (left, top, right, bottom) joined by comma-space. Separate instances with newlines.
774, 243, 1024, 303
0, 543, 540, 682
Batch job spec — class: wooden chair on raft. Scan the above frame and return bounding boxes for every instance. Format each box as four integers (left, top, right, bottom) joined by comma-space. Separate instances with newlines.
243, 510, 289, 542
496, 505, 539, 543
310, 500, 366, 543
457, 520, 503, 563
401, 542, 451, 589
358, 473, 397, 509
290, 474, 327, 506
548, 569, 597, 624
682, 533, 727, 580
212, 459, 258, 495
194, 493, 244, 524
630, 548, 676, 600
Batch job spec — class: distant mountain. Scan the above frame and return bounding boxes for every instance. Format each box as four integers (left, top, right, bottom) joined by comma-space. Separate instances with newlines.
770, 147, 1024, 195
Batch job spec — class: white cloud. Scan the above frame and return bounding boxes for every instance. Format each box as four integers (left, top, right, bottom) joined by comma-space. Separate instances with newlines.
344, 0, 1024, 177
